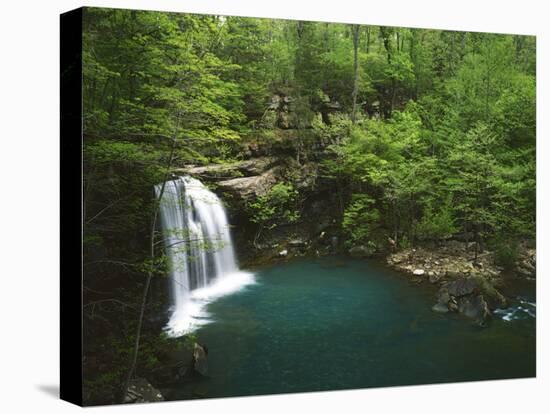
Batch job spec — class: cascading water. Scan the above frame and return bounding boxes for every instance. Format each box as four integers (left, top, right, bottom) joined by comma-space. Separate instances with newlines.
155, 176, 254, 336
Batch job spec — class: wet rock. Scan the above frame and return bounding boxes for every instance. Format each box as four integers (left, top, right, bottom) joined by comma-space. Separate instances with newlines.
278, 249, 288, 257
413, 269, 425, 276
437, 287, 451, 304
444, 278, 478, 297
124, 378, 164, 403
193, 343, 209, 376
432, 287, 451, 313
432, 303, 449, 313
448, 298, 459, 312
469, 275, 507, 308
458, 294, 491, 322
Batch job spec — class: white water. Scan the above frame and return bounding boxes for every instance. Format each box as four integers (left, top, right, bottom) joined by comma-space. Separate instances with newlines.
494, 298, 536, 322
155, 176, 255, 336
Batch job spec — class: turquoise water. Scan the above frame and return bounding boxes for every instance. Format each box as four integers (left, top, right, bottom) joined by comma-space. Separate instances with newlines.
165, 258, 535, 400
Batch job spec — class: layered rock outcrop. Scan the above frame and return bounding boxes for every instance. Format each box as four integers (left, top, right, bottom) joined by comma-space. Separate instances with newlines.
216, 168, 279, 201
174, 155, 341, 266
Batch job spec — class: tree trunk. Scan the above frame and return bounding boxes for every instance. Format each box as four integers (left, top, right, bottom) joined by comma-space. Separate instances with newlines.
390, 78, 397, 116
366, 27, 371, 54
396, 30, 400, 52
351, 24, 360, 123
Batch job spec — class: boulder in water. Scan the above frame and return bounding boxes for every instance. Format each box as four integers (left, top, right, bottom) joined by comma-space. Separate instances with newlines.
437, 287, 451, 304
432, 303, 449, 313
444, 277, 478, 297
458, 294, 491, 322
413, 269, 425, 276
278, 249, 288, 257
448, 297, 459, 312
432, 287, 451, 314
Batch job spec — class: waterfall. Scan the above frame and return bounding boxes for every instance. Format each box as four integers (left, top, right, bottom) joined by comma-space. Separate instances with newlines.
155, 176, 254, 336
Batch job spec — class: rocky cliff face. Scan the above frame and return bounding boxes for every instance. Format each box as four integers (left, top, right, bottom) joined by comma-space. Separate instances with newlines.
175, 157, 283, 207
175, 155, 342, 266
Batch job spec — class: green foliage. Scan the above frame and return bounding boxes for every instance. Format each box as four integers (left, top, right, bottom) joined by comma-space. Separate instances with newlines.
342, 194, 381, 246
248, 183, 300, 230
490, 237, 520, 269
321, 31, 535, 249
415, 202, 458, 241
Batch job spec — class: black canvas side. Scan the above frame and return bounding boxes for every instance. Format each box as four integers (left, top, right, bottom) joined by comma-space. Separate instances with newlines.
60, 7, 83, 407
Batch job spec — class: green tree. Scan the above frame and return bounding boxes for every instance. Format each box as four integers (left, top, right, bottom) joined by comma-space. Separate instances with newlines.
247, 183, 300, 248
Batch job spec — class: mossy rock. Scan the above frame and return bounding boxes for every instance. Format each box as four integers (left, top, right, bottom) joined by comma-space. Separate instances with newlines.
468, 275, 507, 308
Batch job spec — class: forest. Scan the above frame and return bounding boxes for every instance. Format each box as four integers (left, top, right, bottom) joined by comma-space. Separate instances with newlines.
81, 7, 536, 405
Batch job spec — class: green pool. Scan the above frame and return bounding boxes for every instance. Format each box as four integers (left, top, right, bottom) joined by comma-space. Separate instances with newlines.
164, 257, 536, 400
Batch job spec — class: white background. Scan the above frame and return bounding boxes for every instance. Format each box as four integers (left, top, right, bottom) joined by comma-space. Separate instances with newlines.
0, 0, 548, 412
